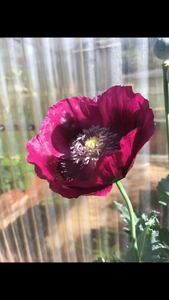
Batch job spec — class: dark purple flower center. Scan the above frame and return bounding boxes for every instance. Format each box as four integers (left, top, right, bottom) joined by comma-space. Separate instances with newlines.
60, 125, 120, 182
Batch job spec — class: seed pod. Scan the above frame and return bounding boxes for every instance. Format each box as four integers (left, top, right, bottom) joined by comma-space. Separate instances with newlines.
153, 38, 169, 62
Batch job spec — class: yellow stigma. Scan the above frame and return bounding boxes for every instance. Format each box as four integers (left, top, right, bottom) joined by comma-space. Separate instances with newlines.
85, 136, 99, 153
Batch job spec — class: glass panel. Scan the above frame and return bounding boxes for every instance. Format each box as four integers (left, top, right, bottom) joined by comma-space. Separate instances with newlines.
0, 38, 168, 261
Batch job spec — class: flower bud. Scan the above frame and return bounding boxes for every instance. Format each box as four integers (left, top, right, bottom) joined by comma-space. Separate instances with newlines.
153, 38, 169, 62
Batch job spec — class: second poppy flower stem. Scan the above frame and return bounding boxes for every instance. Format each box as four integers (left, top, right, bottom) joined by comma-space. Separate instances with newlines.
116, 181, 139, 262
162, 62, 169, 162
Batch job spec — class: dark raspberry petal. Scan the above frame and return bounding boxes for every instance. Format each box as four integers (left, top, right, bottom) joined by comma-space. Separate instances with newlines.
48, 179, 112, 199
89, 127, 150, 185
38, 96, 104, 159
93, 86, 154, 139
26, 135, 56, 181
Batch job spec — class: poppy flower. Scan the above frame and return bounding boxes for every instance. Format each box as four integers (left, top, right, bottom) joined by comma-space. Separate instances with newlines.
26, 86, 155, 199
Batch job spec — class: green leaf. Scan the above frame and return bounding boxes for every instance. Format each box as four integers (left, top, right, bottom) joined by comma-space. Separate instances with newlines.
159, 226, 169, 246
98, 257, 108, 262
158, 243, 169, 262
137, 226, 161, 262
114, 201, 130, 224
157, 175, 169, 205
161, 242, 169, 250
114, 201, 158, 237
145, 212, 160, 231
114, 201, 140, 228
114, 202, 162, 262
124, 243, 136, 262
0, 157, 35, 193
112, 252, 124, 262
159, 226, 169, 261
124, 227, 161, 262
0, 157, 14, 192
148, 210, 160, 219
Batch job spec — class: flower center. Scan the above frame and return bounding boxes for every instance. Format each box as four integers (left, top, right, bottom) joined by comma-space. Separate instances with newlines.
59, 125, 120, 182
85, 136, 99, 154
70, 125, 119, 166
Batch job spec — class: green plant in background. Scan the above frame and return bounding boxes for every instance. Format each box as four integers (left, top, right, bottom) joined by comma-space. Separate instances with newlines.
157, 175, 169, 206
112, 201, 169, 262
2, 58, 27, 94
95, 244, 119, 263
73, 226, 121, 262
2, 56, 37, 95
97, 191, 169, 262
153, 38, 169, 161
92, 228, 118, 262
0, 157, 35, 193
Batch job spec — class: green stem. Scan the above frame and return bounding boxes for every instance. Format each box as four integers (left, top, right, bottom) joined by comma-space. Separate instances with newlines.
162, 62, 169, 162
116, 181, 139, 262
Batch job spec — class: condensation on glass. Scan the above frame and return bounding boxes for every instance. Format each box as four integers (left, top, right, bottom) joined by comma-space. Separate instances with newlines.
0, 38, 168, 262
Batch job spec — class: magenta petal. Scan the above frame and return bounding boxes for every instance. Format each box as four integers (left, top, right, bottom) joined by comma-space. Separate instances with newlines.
38, 96, 104, 158
89, 152, 124, 186
26, 135, 56, 181
48, 179, 112, 199
89, 127, 147, 185
84, 185, 112, 197
93, 85, 154, 139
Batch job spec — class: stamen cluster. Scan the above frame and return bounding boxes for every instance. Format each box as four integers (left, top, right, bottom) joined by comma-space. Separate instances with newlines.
70, 125, 118, 167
